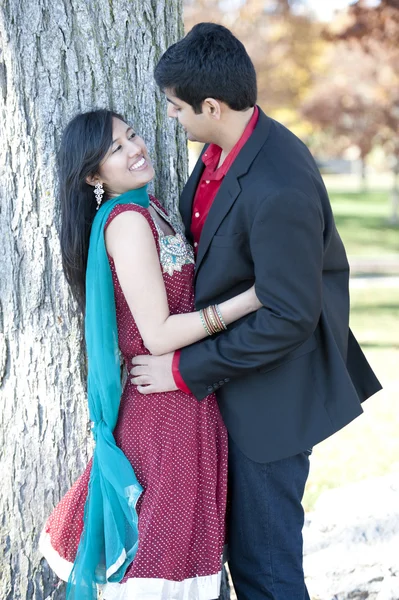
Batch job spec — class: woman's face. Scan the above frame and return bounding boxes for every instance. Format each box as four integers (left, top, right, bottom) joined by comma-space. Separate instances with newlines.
97, 117, 155, 197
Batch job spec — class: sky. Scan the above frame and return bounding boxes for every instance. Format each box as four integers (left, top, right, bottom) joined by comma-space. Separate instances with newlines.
304, 0, 355, 22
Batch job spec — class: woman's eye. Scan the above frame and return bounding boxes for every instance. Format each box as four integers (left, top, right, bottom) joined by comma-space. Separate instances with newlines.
129, 131, 136, 139
112, 145, 122, 153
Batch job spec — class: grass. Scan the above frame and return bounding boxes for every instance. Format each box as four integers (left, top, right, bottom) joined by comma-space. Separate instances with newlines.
328, 189, 399, 257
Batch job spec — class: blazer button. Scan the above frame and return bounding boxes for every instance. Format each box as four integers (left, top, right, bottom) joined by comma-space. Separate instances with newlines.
224, 378, 230, 382
218, 380, 225, 386
213, 383, 219, 390
207, 386, 214, 394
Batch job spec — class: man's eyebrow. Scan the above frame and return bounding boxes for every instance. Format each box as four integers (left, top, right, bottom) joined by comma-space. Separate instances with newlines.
166, 97, 180, 107
112, 126, 133, 145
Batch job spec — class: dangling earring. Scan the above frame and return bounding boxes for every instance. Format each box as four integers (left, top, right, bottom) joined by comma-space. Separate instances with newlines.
94, 182, 104, 210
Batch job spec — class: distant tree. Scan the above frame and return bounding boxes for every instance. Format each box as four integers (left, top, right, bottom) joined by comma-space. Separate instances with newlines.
301, 45, 382, 188
327, 0, 399, 222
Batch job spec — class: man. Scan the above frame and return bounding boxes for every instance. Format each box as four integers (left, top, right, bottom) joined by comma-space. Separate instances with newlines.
131, 23, 381, 599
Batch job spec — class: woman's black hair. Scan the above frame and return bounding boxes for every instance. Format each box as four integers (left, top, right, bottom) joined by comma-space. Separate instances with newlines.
58, 109, 125, 313
154, 22, 257, 114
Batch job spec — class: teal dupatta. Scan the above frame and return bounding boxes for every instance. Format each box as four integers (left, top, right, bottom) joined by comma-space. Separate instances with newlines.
66, 186, 150, 599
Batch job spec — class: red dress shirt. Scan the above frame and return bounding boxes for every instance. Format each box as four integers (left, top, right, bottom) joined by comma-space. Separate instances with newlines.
173, 106, 259, 393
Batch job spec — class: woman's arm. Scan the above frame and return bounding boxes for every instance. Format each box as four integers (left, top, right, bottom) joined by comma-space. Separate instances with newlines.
105, 210, 261, 356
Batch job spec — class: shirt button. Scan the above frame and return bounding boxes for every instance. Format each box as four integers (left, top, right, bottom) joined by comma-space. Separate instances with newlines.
194, 242, 198, 247
205, 180, 210, 184
195, 212, 200, 218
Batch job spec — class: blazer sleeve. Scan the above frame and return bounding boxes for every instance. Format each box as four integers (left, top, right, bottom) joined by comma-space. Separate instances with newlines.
179, 188, 325, 400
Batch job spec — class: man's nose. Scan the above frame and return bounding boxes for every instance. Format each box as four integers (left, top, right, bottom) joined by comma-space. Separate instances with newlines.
167, 103, 176, 118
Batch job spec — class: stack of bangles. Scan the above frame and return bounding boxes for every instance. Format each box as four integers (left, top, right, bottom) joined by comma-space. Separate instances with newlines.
199, 305, 227, 336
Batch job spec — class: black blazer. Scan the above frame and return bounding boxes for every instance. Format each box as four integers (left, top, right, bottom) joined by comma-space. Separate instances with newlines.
179, 108, 382, 463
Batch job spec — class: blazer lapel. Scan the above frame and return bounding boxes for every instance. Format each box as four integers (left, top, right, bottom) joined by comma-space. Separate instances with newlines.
194, 108, 272, 280
194, 175, 241, 278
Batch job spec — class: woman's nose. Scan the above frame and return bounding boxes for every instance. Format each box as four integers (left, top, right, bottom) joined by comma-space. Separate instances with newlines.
128, 142, 142, 157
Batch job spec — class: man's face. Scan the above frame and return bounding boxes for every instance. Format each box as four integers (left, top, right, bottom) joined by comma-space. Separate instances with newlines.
164, 90, 211, 143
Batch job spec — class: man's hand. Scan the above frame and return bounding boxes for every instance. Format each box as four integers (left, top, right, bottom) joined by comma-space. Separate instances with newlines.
130, 352, 177, 394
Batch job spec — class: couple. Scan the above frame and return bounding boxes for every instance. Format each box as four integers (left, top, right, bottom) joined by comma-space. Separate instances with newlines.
40, 23, 381, 600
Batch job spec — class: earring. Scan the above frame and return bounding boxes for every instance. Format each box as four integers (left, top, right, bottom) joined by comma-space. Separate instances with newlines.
94, 182, 104, 210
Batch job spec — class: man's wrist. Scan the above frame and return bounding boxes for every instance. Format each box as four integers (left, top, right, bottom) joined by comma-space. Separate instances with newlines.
172, 351, 191, 394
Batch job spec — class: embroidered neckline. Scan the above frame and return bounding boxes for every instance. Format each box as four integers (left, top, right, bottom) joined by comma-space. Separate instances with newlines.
149, 201, 179, 239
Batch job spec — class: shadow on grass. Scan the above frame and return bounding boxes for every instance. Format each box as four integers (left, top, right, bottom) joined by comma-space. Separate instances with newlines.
350, 304, 399, 313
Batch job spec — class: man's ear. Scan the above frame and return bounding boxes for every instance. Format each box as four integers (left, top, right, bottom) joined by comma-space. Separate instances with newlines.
202, 98, 222, 120
85, 174, 101, 188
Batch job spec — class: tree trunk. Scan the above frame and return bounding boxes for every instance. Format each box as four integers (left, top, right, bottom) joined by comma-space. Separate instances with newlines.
360, 156, 368, 192
0, 1, 188, 598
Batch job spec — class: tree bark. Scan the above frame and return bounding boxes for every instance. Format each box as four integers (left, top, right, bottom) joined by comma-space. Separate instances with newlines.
0, 1, 187, 598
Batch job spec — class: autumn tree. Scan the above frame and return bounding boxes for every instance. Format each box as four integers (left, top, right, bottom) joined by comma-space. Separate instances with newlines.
301, 44, 383, 188
327, 0, 399, 221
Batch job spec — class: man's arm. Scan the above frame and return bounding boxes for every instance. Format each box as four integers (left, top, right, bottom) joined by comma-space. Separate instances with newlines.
179, 188, 324, 399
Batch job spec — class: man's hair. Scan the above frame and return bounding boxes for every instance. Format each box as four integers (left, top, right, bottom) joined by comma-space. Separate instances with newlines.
154, 22, 257, 114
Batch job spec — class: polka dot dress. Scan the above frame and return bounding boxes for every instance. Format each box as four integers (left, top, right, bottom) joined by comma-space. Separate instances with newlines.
39, 198, 228, 600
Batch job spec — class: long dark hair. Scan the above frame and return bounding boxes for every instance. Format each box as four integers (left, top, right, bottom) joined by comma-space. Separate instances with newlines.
58, 109, 125, 313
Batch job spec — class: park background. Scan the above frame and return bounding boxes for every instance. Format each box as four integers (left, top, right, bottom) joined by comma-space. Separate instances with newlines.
0, 0, 398, 599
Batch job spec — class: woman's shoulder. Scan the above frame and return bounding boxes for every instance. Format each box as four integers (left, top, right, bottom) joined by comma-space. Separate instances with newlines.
104, 201, 152, 231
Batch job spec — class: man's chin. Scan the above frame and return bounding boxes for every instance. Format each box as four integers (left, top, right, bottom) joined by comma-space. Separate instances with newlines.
186, 132, 200, 143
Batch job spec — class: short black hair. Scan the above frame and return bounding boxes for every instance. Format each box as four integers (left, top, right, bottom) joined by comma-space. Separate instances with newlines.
154, 22, 257, 114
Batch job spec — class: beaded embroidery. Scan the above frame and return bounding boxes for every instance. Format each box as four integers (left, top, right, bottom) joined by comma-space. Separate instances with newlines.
150, 201, 195, 276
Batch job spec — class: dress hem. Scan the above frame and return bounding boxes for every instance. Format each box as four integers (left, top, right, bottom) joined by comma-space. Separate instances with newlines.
39, 529, 222, 600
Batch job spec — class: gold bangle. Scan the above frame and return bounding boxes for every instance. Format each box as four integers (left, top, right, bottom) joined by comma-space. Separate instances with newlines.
207, 305, 219, 334
204, 306, 217, 334
214, 304, 227, 330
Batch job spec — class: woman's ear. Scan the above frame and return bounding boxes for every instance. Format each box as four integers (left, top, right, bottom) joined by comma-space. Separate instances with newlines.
85, 174, 101, 188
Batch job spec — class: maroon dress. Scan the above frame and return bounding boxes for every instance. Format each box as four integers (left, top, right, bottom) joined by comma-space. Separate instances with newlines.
39, 199, 228, 600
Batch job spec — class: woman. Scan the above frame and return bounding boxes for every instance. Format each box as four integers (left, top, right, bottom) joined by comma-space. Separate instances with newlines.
39, 109, 261, 600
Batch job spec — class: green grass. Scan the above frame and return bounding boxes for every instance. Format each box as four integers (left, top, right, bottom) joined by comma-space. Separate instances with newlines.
329, 190, 399, 257
303, 285, 399, 511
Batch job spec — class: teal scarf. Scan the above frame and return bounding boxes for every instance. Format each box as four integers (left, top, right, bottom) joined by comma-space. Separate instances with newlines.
66, 186, 150, 599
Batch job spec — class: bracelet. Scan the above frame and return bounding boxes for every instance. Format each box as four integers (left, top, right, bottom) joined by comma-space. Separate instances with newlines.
200, 305, 228, 336
208, 305, 219, 333
214, 304, 227, 330
199, 309, 212, 336
203, 306, 216, 334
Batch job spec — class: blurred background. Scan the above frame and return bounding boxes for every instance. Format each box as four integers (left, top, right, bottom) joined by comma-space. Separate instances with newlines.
183, 0, 399, 510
